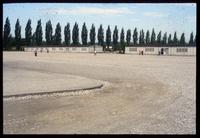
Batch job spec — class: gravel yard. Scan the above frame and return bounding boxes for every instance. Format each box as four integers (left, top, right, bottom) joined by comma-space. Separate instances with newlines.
3, 52, 196, 134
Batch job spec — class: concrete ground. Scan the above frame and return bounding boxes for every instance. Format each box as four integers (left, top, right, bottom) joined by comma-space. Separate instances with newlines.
4, 67, 103, 97
3, 52, 196, 134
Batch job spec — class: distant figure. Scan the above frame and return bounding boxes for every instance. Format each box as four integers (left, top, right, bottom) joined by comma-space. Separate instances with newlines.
94, 50, 97, 55
161, 48, 164, 55
47, 49, 49, 53
141, 50, 143, 55
34, 50, 37, 57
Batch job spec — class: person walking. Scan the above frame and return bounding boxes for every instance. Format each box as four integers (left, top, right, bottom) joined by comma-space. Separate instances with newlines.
34, 49, 37, 57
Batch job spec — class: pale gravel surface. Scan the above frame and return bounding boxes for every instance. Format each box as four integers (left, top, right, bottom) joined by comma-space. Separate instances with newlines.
3, 67, 103, 97
3, 52, 196, 134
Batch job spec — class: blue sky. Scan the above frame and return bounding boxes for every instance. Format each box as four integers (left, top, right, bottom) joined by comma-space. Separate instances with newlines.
3, 3, 196, 42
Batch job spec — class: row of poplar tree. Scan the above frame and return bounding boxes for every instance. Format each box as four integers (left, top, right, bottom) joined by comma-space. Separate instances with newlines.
3, 17, 196, 51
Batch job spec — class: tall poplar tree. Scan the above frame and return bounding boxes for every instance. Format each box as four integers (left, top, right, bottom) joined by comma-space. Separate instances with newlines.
98, 24, 104, 49
32, 32, 36, 45
35, 19, 43, 46
72, 22, 79, 46
173, 32, 178, 46
133, 28, 138, 45
126, 29, 131, 46
64, 23, 70, 46
81, 22, 88, 46
113, 26, 118, 50
162, 32, 167, 45
55, 23, 61, 45
106, 25, 111, 49
168, 34, 172, 46
45, 20, 53, 45
139, 29, 144, 45
3, 17, 11, 50
145, 30, 150, 46
25, 19, 32, 46
120, 28, 125, 53
151, 28, 156, 45
157, 31, 162, 46
189, 32, 194, 46
90, 24, 96, 45
15, 19, 21, 50
180, 33, 185, 46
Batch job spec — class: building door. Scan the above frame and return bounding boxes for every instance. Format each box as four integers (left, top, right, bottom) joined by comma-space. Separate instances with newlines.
161, 48, 164, 55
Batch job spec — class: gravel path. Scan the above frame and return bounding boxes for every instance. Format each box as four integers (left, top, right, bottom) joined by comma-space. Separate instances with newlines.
3, 52, 196, 134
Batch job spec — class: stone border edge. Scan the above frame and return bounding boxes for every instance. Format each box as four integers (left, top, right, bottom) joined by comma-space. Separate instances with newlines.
4, 84, 104, 99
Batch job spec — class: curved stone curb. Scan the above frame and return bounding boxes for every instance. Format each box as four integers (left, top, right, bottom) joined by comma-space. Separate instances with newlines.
3, 84, 103, 99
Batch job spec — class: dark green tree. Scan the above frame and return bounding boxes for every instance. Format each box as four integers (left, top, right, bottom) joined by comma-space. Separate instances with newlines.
142, 30, 145, 45
120, 28, 125, 53
32, 32, 36, 45
173, 32, 178, 46
145, 30, 150, 45
151, 28, 156, 45
106, 25, 111, 49
139, 30, 142, 45
113, 26, 118, 50
54, 23, 61, 45
90, 24, 96, 45
120, 28, 125, 45
64, 23, 70, 46
45, 20, 53, 45
162, 32, 167, 45
15, 19, 21, 50
168, 34, 172, 46
180, 33, 185, 46
126, 29, 131, 46
81, 22, 88, 46
35, 19, 43, 46
139, 29, 144, 45
52, 35, 56, 45
97, 24, 104, 49
8, 34, 15, 48
189, 32, 194, 46
25, 19, 32, 46
3, 17, 11, 50
72, 22, 79, 46
156, 31, 162, 46
133, 28, 138, 45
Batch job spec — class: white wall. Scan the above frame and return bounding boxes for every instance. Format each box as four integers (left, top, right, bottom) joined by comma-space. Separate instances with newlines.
125, 47, 196, 56
24, 46, 195, 56
24, 45, 103, 53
